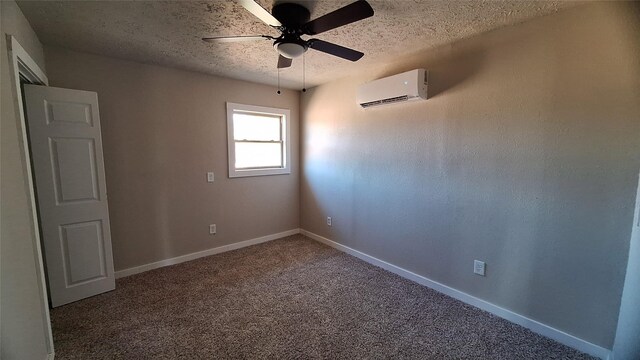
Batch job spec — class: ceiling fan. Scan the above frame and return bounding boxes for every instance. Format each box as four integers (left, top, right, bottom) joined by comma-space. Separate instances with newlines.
202, 0, 374, 69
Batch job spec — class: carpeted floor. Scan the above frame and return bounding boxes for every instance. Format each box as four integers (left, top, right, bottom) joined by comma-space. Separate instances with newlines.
51, 234, 595, 359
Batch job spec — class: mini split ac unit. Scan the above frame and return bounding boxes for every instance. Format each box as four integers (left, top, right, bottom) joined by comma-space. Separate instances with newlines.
356, 69, 428, 108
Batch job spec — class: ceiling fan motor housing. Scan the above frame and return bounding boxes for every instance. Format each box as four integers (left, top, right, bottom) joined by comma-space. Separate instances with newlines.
271, 3, 312, 59
272, 3, 311, 27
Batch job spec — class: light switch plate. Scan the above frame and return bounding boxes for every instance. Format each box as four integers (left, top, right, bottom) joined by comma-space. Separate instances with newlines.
474, 260, 486, 276
207, 172, 214, 183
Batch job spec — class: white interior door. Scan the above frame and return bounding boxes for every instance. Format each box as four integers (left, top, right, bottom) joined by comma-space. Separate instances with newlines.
24, 84, 115, 307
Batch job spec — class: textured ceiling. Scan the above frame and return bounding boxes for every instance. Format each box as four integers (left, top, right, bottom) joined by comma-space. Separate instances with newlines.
18, 0, 578, 89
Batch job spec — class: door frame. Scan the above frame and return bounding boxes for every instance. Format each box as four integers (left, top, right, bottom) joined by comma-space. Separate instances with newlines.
6, 35, 54, 357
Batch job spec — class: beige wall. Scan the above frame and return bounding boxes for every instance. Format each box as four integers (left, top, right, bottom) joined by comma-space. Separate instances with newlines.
1, 0, 51, 359
43, 47, 300, 272
301, 2, 640, 349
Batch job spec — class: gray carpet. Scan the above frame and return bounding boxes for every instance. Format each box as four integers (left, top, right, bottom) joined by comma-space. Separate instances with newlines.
51, 235, 595, 359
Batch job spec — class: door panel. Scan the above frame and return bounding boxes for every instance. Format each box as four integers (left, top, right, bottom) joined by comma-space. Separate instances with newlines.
50, 137, 100, 204
24, 84, 115, 307
46, 100, 93, 126
60, 220, 106, 285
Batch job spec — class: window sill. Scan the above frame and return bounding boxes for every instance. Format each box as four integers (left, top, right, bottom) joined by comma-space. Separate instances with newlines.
229, 168, 291, 178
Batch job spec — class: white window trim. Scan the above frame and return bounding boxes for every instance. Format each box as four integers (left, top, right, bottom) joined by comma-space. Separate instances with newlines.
226, 102, 291, 178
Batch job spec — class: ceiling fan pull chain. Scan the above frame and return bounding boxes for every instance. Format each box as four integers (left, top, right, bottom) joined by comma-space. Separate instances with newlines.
277, 68, 281, 95
302, 53, 306, 92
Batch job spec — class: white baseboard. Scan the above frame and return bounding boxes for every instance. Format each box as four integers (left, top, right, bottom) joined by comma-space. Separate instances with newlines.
115, 229, 300, 279
300, 229, 611, 360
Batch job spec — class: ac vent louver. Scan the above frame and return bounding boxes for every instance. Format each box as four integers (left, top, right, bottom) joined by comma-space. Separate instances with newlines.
360, 95, 410, 108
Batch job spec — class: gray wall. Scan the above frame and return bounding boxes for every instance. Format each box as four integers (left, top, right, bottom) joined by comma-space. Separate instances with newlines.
43, 47, 300, 272
613, 174, 640, 359
300, 2, 640, 349
0, 0, 51, 359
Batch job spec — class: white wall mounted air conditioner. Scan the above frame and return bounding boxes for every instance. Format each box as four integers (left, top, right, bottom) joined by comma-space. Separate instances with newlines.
356, 69, 428, 108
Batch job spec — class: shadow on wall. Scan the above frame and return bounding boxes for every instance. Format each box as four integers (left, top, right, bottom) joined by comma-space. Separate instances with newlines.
300, 44, 488, 242
367, 48, 487, 100
427, 51, 486, 99
364, 19, 554, 101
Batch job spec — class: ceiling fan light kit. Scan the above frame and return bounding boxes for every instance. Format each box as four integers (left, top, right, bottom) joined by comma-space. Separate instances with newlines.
275, 39, 308, 59
202, 0, 374, 91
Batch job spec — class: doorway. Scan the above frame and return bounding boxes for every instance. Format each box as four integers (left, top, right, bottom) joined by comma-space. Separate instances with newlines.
6, 35, 54, 357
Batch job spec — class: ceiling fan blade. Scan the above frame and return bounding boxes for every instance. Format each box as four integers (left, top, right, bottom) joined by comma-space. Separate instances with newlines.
277, 55, 292, 69
308, 39, 364, 61
237, 0, 282, 27
303, 0, 374, 35
202, 35, 274, 43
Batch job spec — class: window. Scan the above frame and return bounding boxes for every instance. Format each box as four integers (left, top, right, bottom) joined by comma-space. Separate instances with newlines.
226, 102, 291, 178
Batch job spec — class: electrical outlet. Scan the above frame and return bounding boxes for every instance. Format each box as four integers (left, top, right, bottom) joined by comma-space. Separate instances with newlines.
209, 224, 216, 235
474, 260, 486, 276
207, 172, 215, 183
327, 217, 332, 226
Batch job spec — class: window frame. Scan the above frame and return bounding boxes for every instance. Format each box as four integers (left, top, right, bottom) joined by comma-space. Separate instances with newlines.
226, 102, 291, 178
